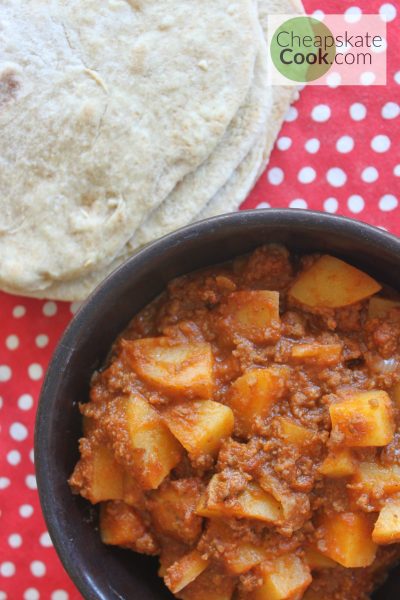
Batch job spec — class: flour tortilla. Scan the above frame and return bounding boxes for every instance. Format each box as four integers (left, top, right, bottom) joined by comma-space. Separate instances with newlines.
0, 0, 258, 292
131, 30, 271, 248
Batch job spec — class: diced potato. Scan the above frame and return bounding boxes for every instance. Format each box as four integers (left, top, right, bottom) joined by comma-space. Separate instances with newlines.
149, 479, 203, 544
197, 475, 283, 524
352, 461, 400, 497
275, 417, 315, 446
319, 449, 356, 478
126, 394, 182, 489
289, 255, 381, 308
124, 338, 214, 399
291, 343, 342, 366
228, 367, 289, 437
329, 390, 394, 447
69, 443, 125, 504
179, 566, 236, 600
165, 550, 209, 594
317, 511, 377, 568
219, 291, 280, 342
205, 520, 266, 575
250, 554, 311, 600
163, 400, 234, 457
99, 501, 158, 555
304, 547, 337, 570
368, 297, 400, 319
372, 500, 400, 544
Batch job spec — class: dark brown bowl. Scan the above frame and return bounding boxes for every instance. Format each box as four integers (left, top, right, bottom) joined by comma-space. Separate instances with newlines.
35, 209, 400, 600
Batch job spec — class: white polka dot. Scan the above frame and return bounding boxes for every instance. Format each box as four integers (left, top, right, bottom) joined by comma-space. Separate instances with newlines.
39, 532, 52, 548
395, 71, 400, 85
382, 102, 399, 119
30, 449, 35, 463
43, 301, 57, 317
349, 102, 367, 121
326, 72, 341, 88
256, 202, 271, 209
394, 165, 400, 177
0, 396, 3, 410
323, 198, 339, 214
0, 366, 11, 382
360, 71, 376, 86
24, 589, 40, 600
19, 504, 34, 518
371, 134, 391, 153
35, 334, 49, 349
51, 592, 69, 600
26, 474, 37, 490
28, 363, 43, 381
370, 37, 387, 55
0, 592, 7, 600
12, 305, 26, 318
277, 136, 292, 151
18, 394, 34, 411
361, 167, 379, 183
30, 561, 46, 577
312, 9, 325, 19
298, 167, 316, 184
326, 168, 347, 187
345, 6, 362, 22
10, 422, 28, 442
289, 199, 308, 209
304, 138, 320, 154
0, 478, 10, 490
7, 450, 21, 466
379, 3, 397, 22
285, 106, 298, 122
379, 194, 398, 211
70, 302, 82, 315
311, 104, 331, 122
8, 534, 22, 549
336, 135, 354, 153
268, 167, 284, 185
0, 563, 15, 577
5, 335, 19, 350
348, 195, 365, 214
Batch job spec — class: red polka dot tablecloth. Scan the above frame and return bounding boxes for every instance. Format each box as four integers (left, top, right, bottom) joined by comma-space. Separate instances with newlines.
0, 1, 399, 599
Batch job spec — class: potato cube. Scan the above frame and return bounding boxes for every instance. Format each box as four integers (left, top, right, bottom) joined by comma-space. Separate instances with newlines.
304, 547, 337, 570
291, 343, 342, 366
124, 338, 214, 399
317, 512, 377, 567
69, 442, 125, 504
100, 501, 158, 555
126, 394, 182, 489
372, 500, 400, 544
352, 461, 400, 497
219, 291, 280, 342
165, 550, 209, 594
205, 520, 266, 575
319, 449, 356, 478
148, 479, 203, 544
329, 390, 394, 447
163, 400, 234, 457
197, 475, 283, 524
275, 417, 315, 446
368, 297, 400, 319
250, 555, 311, 600
228, 367, 289, 437
289, 255, 381, 308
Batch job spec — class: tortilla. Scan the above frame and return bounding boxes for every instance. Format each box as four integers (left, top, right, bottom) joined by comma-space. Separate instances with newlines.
0, 0, 258, 292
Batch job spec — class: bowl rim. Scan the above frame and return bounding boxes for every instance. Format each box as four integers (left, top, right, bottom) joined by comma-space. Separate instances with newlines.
35, 208, 400, 599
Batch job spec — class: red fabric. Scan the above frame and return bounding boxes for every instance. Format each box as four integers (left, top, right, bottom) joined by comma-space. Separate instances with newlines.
0, 1, 399, 598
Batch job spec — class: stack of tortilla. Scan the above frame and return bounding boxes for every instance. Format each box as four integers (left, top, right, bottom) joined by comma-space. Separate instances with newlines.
0, 0, 302, 301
